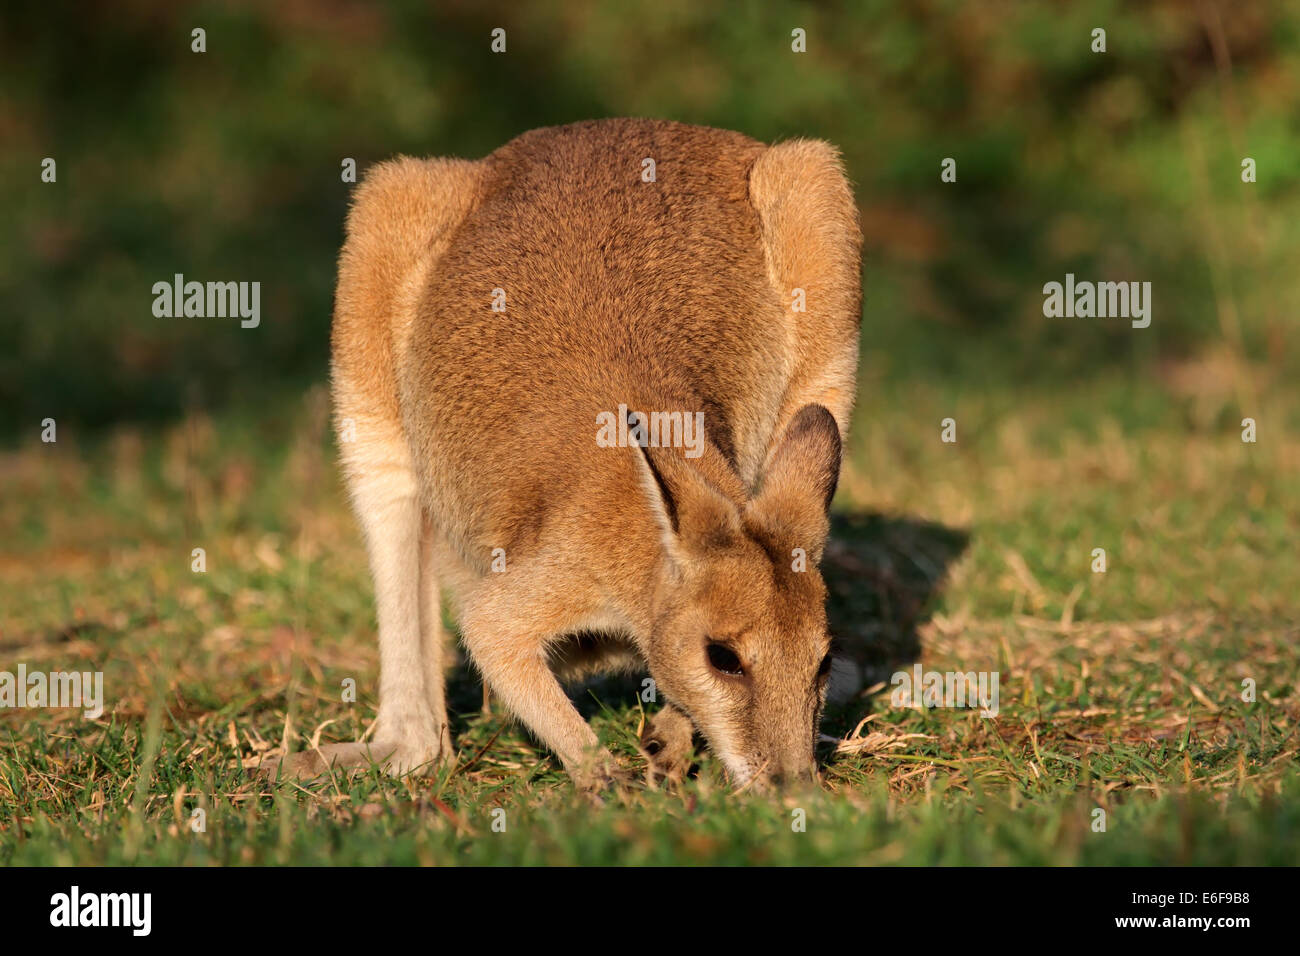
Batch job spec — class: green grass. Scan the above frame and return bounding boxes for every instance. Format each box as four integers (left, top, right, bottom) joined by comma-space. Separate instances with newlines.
2, 366, 1296, 865
3, 0, 1299, 866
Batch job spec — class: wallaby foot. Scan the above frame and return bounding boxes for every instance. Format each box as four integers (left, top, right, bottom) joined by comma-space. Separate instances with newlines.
258, 722, 452, 781
257, 741, 381, 781
640, 703, 696, 785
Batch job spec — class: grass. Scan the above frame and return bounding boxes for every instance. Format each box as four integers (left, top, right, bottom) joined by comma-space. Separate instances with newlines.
2, 356, 1296, 865
2, 0, 1298, 867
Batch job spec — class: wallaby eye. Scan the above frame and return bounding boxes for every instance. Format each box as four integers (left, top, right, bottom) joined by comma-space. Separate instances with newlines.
817, 653, 833, 679
706, 642, 744, 676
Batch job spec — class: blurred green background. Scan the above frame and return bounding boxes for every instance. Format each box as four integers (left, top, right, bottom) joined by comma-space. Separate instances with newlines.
3, 0, 1297, 436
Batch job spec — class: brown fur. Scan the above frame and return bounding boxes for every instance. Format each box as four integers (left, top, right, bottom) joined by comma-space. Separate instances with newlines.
274, 119, 861, 792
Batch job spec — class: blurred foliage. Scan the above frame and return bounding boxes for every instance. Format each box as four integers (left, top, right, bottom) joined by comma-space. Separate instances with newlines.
2, 0, 1298, 434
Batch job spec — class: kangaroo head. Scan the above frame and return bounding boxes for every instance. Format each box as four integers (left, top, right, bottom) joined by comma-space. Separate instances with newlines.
633, 404, 842, 789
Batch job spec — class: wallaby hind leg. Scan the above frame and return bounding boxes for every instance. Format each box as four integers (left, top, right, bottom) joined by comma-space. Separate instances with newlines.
419, 512, 454, 757
265, 416, 449, 780
258, 157, 482, 783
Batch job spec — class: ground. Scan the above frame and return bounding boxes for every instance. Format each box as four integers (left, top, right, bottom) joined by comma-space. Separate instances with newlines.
2, 356, 1296, 865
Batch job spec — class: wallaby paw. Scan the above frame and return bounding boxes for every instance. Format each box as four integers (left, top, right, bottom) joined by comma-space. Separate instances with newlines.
572, 754, 635, 803
641, 742, 692, 787
639, 707, 696, 787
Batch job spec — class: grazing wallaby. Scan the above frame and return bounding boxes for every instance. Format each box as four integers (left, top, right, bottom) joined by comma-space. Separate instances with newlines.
275, 118, 861, 792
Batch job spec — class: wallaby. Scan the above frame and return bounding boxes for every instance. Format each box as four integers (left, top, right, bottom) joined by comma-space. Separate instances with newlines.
271, 118, 861, 792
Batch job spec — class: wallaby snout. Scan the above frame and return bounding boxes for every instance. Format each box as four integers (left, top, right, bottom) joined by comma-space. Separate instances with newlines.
318, 119, 862, 794
635, 404, 842, 791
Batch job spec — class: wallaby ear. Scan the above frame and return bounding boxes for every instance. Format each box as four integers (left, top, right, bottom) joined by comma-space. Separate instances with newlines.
629, 412, 741, 569
746, 404, 842, 563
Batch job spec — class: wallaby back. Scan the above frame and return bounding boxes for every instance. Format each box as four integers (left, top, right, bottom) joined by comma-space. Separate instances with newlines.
396, 119, 857, 580
331, 156, 483, 489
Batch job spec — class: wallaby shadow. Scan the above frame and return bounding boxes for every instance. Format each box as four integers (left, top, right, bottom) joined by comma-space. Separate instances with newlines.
819, 511, 969, 733
444, 510, 969, 735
